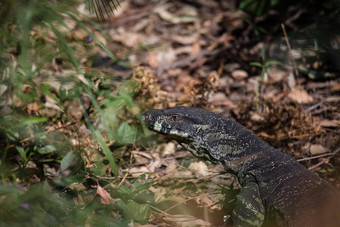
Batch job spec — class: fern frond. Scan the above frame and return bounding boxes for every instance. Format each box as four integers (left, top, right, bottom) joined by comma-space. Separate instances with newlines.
86, 0, 123, 21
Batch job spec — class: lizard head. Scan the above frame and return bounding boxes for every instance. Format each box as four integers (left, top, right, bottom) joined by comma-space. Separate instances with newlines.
143, 106, 263, 168
142, 106, 211, 141
143, 106, 223, 160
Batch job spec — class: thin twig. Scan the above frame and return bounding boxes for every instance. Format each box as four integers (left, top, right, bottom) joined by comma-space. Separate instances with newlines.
298, 150, 339, 162
281, 23, 299, 78
308, 159, 328, 170
304, 101, 324, 113
311, 107, 331, 115
116, 147, 134, 188
304, 147, 340, 170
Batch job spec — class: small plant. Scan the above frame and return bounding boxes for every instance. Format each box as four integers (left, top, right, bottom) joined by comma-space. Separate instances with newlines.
250, 49, 281, 106
250, 49, 281, 80
0, 0, 155, 225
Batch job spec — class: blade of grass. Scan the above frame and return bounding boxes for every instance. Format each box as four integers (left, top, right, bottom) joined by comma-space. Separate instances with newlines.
79, 89, 118, 177
49, 25, 80, 71
93, 130, 118, 176
67, 13, 118, 62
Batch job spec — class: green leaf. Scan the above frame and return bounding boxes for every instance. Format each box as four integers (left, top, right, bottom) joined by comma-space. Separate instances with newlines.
0, 184, 23, 194
38, 145, 57, 154
15, 146, 27, 161
116, 185, 133, 200
132, 178, 155, 191
40, 84, 52, 95
21, 116, 48, 125
59, 86, 67, 101
60, 151, 81, 173
117, 122, 136, 144
91, 162, 106, 176
19, 182, 51, 202
260, 72, 265, 79
93, 130, 118, 176
68, 86, 83, 100
264, 60, 281, 67
67, 13, 118, 61
116, 200, 151, 224
250, 62, 263, 67
50, 25, 80, 71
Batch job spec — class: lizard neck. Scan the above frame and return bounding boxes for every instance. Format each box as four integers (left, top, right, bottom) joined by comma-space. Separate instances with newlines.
221, 135, 274, 176
198, 117, 281, 177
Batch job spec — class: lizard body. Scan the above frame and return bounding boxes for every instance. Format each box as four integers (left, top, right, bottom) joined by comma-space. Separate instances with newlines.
143, 106, 340, 227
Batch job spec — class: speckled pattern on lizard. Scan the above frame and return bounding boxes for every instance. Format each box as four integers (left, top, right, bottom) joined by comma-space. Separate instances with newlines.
143, 106, 340, 227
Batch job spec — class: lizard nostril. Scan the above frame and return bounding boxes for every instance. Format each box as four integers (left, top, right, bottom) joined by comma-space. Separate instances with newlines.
142, 113, 154, 125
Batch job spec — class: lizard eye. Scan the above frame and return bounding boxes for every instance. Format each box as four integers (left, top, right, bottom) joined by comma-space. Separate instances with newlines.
166, 114, 181, 123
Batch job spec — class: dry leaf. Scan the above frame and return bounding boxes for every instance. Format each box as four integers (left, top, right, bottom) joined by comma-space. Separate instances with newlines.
109, 28, 146, 47
173, 186, 186, 194
208, 92, 228, 103
288, 87, 313, 104
161, 142, 176, 156
199, 194, 214, 206
93, 31, 107, 46
231, 69, 248, 80
72, 29, 88, 40
129, 166, 151, 177
148, 52, 159, 67
319, 119, 340, 128
287, 72, 296, 89
0, 84, 7, 96
310, 144, 327, 155
153, 187, 167, 203
97, 185, 111, 205
170, 34, 199, 45
155, 4, 198, 24
268, 68, 287, 82
151, 49, 177, 66
325, 96, 340, 102
224, 63, 240, 72
163, 215, 211, 226
272, 92, 286, 103
331, 83, 340, 92
250, 113, 265, 122
190, 40, 201, 56
188, 161, 209, 176
164, 162, 177, 175
165, 196, 187, 204
27, 102, 40, 114
129, 160, 161, 177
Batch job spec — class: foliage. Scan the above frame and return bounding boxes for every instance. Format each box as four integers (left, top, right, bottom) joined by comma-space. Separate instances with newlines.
86, 0, 124, 21
0, 0, 153, 225
250, 49, 281, 80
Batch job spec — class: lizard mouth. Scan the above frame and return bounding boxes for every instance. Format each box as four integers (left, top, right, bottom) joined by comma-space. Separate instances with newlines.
142, 111, 169, 134
143, 112, 191, 139
142, 111, 158, 130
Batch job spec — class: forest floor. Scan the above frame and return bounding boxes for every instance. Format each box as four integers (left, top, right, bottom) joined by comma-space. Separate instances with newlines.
2, 0, 340, 226
78, 0, 339, 225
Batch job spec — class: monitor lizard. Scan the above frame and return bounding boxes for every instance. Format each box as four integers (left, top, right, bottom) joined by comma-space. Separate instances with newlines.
143, 106, 340, 227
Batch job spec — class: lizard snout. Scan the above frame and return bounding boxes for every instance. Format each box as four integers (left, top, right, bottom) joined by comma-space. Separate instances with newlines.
142, 112, 155, 128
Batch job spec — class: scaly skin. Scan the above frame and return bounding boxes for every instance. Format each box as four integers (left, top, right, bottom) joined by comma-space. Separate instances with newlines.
143, 106, 340, 227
